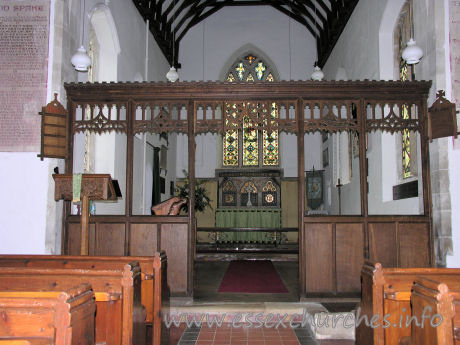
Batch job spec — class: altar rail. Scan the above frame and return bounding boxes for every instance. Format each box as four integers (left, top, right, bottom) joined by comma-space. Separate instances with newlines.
66, 215, 191, 297
196, 227, 298, 253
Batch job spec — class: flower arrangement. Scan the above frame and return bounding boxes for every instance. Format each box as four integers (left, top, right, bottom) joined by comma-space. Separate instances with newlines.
175, 170, 212, 213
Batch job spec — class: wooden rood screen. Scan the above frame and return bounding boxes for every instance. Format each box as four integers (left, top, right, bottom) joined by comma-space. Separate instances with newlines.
62, 80, 433, 298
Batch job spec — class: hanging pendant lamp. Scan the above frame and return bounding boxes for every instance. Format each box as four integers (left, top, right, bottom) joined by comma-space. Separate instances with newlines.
402, 0, 423, 65
166, 66, 179, 82
311, 64, 324, 81
71, 46, 91, 72
310, 2, 324, 81
166, 0, 179, 82
71, 0, 91, 72
402, 38, 423, 65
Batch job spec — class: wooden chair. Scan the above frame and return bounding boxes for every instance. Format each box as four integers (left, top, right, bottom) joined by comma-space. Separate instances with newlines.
0, 253, 168, 345
0, 283, 95, 345
0, 263, 144, 345
356, 261, 460, 345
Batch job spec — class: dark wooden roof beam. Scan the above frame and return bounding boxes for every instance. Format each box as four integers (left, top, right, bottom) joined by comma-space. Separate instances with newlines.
278, 0, 325, 34
269, 3, 317, 38
132, 0, 360, 70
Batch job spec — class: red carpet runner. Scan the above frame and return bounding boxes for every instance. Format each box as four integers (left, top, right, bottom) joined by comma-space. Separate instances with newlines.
218, 260, 289, 293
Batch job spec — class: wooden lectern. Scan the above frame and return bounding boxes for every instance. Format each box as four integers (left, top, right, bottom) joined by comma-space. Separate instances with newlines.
53, 174, 119, 255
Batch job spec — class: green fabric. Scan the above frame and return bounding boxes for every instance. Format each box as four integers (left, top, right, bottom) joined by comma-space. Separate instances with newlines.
215, 208, 281, 243
72, 173, 82, 203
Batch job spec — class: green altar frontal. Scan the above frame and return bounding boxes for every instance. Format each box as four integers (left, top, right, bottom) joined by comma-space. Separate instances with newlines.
215, 208, 281, 243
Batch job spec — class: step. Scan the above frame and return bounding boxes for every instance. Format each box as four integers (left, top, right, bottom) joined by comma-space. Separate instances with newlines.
165, 300, 355, 340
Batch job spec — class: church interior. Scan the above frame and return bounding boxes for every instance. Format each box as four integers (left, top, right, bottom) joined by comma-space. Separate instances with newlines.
1, 0, 460, 345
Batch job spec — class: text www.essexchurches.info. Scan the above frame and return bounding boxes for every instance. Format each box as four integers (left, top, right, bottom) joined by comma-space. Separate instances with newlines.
164, 306, 443, 330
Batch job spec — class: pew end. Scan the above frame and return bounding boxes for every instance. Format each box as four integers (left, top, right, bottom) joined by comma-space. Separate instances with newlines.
0, 284, 96, 345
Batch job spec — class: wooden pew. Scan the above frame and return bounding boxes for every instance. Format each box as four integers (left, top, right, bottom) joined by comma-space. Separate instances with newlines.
409, 277, 460, 345
0, 253, 168, 345
0, 263, 144, 345
0, 283, 95, 345
356, 261, 460, 345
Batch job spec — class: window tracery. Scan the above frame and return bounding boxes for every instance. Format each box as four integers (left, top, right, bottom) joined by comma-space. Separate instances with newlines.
223, 53, 279, 167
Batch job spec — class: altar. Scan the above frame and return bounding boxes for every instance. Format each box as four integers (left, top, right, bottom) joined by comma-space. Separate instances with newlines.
215, 169, 282, 244
215, 208, 281, 243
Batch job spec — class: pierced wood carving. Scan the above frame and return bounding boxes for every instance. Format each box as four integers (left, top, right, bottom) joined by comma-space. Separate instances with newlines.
134, 102, 188, 134
74, 103, 128, 133
365, 101, 421, 133
302, 100, 359, 133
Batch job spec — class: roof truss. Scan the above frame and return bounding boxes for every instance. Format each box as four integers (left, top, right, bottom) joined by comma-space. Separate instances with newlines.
132, 0, 359, 69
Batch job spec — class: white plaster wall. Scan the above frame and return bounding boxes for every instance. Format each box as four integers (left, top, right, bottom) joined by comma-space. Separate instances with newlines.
447, 0, 460, 267
0, 153, 49, 254
103, 0, 168, 82
448, 140, 460, 267
0, 0, 172, 254
133, 132, 177, 215
176, 5, 316, 178
321, 133, 361, 215
322, 0, 387, 81
179, 6, 316, 81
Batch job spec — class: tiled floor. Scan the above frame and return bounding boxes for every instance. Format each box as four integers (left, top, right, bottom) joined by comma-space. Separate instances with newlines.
176, 323, 305, 345
163, 260, 357, 345
172, 323, 355, 345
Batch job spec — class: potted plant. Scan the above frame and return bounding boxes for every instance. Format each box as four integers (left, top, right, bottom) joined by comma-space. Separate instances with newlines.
175, 170, 212, 213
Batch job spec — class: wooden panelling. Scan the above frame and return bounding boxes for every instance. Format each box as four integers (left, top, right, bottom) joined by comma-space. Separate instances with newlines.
303, 217, 430, 296
336, 223, 364, 293
68, 223, 95, 255
65, 217, 191, 296
399, 222, 430, 267
304, 223, 334, 293
129, 224, 159, 255
368, 223, 398, 267
95, 223, 126, 256
160, 223, 188, 295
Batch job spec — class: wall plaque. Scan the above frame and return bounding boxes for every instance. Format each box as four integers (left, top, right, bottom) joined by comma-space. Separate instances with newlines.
0, 1, 50, 151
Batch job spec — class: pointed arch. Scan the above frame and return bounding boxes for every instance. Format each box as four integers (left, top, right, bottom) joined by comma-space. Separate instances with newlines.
378, 0, 406, 80
218, 44, 280, 82
89, 3, 120, 82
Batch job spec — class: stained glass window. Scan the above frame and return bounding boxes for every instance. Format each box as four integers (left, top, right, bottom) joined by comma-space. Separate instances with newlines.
223, 52, 278, 167
226, 53, 276, 83
236, 63, 245, 80
255, 62, 266, 80
223, 103, 239, 166
243, 115, 258, 166
223, 129, 238, 166
395, 2, 416, 180
400, 60, 411, 178
263, 103, 279, 165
